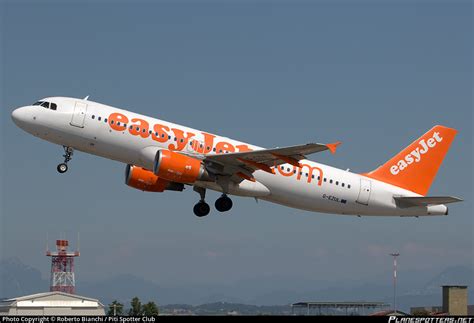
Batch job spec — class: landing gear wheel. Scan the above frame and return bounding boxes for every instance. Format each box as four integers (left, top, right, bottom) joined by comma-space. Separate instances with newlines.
193, 202, 210, 217
215, 195, 233, 212
57, 146, 74, 174
57, 163, 68, 173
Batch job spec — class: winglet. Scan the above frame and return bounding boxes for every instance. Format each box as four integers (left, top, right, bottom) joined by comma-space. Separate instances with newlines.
326, 141, 342, 154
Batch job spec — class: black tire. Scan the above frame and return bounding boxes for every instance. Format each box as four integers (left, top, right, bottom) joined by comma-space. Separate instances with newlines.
215, 195, 233, 212
193, 202, 210, 217
57, 163, 68, 173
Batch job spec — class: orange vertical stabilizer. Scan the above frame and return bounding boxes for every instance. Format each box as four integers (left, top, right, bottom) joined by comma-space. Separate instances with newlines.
363, 125, 457, 196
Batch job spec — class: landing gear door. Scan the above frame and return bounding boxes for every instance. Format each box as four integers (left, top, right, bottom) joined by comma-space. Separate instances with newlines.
70, 102, 88, 128
356, 178, 372, 205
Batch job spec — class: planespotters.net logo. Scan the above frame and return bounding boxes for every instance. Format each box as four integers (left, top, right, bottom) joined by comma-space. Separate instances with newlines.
389, 316, 473, 323
390, 132, 443, 175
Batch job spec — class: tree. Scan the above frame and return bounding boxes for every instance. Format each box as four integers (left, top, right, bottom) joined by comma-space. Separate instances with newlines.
128, 297, 143, 316
107, 300, 124, 316
142, 301, 159, 316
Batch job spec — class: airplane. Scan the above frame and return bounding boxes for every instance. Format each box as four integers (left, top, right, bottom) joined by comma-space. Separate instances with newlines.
11, 96, 462, 217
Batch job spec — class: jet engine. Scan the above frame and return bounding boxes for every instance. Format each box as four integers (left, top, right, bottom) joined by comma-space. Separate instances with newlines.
125, 164, 184, 192
153, 150, 211, 184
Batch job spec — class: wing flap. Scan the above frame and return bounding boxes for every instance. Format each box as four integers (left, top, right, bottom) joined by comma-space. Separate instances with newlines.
205, 142, 340, 170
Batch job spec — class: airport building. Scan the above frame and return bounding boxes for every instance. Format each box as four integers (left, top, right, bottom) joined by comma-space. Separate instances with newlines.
411, 285, 471, 316
0, 291, 105, 316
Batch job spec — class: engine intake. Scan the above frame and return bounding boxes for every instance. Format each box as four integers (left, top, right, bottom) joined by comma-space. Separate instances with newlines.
125, 164, 184, 192
153, 150, 211, 184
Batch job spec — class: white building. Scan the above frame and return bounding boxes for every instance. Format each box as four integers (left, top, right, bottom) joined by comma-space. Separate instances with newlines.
0, 291, 105, 316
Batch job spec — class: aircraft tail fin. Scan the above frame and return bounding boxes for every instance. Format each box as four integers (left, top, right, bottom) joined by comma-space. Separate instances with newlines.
364, 125, 457, 195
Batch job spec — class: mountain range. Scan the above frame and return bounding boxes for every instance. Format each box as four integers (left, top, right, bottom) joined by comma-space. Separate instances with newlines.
1, 257, 472, 313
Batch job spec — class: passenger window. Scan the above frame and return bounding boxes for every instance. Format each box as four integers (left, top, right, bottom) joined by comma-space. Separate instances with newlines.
342, 183, 345, 187
168, 135, 171, 140
312, 175, 314, 179
50, 103, 57, 110
213, 148, 216, 152
336, 181, 339, 185
136, 127, 139, 131
180, 139, 184, 143
104, 118, 108, 123
110, 120, 115, 124
149, 130, 152, 134
98, 117, 102, 121
92, 115, 95, 119
142, 129, 146, 133
161, 134, 165, 138
324, 178, 327, 182
348, 184, 351, 189
330, 179, 333, 184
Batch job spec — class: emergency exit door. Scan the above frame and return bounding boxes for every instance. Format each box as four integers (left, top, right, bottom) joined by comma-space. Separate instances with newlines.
356, 178, 372, 205
70, 102, 88, 128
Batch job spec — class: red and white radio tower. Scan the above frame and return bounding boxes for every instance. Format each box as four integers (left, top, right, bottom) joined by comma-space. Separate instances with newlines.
46, 239, 80, 294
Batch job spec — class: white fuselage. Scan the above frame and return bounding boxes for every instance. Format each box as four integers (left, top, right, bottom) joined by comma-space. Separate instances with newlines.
11, 97, 448, 216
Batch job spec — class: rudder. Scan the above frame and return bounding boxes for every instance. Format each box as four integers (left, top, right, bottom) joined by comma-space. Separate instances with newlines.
364, 125, 457, 195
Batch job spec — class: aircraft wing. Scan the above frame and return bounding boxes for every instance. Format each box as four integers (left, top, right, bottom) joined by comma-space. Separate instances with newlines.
394, 196, 463, 208
199, 141, 341, 181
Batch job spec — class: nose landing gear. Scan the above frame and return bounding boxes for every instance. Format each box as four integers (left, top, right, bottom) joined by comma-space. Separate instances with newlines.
57, 146, 73, 174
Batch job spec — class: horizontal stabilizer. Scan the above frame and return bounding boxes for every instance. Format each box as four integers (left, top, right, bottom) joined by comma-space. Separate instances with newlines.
394, 196, 463, 208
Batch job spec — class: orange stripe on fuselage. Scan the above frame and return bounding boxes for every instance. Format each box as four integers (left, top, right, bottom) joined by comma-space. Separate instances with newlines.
107, 111, 325, 186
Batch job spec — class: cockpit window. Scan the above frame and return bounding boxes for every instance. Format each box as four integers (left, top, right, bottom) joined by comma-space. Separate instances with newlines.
32, 101, 57, 111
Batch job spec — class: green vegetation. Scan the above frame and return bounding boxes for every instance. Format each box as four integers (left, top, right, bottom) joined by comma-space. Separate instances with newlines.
108, 297, 159, 316
142, 301, 159, 316
128, 297, 143, 316
106, 300, 124, 316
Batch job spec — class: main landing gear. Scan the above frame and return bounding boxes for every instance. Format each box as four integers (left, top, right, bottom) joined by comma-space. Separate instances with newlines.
57, 146, 73, 174
215, 194, 233, 212
193, 186, 210, 217
193, 187, 233, 217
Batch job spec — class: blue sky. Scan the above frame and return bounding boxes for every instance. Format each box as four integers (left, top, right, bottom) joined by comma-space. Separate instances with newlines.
1, 0, 472, 296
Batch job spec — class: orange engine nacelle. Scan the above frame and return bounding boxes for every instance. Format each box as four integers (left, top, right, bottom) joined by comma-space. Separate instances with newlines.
153, 149, 210, 184
125, 165, 183, 192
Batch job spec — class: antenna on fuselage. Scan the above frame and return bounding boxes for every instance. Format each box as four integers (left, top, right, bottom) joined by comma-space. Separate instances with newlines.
83, 95, 89, 100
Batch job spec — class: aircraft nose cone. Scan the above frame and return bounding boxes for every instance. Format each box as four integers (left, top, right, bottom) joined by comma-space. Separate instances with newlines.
11, 107, 29, 127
